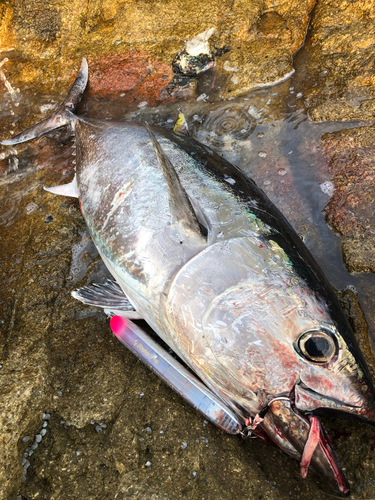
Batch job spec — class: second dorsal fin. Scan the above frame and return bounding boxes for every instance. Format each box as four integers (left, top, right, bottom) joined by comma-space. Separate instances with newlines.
144, 122, 206, 241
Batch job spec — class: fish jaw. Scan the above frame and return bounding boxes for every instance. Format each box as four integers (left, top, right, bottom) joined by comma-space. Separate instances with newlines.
295, 382, 375, 425
258, 399, 350, 496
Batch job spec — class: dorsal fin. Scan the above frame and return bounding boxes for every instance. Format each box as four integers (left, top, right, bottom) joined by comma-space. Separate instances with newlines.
144, 122, 206, 241
0, 58, 88, 146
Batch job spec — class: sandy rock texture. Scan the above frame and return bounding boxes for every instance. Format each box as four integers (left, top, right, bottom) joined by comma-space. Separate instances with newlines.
2, 150, 375, 499
322, 124, 375, 273
302, 0, 375, 121
0, 141, 316, 500
0, 0, 315, 102
1, 0, 374, 120
1, 99, 375, 500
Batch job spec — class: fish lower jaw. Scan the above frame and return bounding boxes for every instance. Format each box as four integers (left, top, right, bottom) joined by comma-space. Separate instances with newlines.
294, 382, 368, 417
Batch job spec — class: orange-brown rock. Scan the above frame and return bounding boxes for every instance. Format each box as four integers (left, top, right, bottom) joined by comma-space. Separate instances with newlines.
87, 51, 174, 107
297, 0, 375, 121
322, 124, 375, 272
0, 0, 315, 102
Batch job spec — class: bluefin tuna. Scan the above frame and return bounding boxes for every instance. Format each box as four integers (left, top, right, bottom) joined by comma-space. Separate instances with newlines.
2, 58, 375, 496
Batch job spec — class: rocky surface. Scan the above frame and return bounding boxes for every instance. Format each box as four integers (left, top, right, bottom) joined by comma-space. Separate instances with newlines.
0, 0, 315, 107
1, 1, 375, 499
0, 144, 321, 500
2, 149, 375, 500
300, 0, 375, 122
1, 101, 375, 500
1, 0, 374, 122
321, 124, 375, 273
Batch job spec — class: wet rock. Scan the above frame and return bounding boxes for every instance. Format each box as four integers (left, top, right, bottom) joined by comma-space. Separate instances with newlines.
88, 52, 174, 105
0, 144, 360, 499
2, 11, 375, 495
0, 170, 77, 498
215, 0, 315, 96
321, 124, 375, 272
1, 0, 374, 115
338, 288, 375, 383
296, 0, 375, 121
1, 0, 315, 105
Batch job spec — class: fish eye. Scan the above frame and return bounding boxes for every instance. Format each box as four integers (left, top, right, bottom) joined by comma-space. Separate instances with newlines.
297, 329, 337, 363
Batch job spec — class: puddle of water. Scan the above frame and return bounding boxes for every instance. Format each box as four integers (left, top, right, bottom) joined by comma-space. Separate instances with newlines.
1, 63, 375, 346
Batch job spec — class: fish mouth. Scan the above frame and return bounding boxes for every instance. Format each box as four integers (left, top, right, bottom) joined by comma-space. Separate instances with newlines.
255, 398, 350, 496
295, 382, 375, 425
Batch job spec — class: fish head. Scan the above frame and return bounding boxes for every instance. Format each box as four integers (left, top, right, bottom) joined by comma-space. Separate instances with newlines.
266, 284, 375, 423
232, 279, 375, 496
205, 275, 375, 417
203, 270, 375, 495
253, 283, 375, 495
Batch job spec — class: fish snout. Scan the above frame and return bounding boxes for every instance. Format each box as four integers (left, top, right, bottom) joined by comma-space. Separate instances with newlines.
257, 399, 350, 496
294, 382, 375, 425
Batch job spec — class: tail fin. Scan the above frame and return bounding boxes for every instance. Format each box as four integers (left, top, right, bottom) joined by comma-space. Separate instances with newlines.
0, 58, 88, 146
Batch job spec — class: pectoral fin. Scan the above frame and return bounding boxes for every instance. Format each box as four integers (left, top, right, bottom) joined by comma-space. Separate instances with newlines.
72, 280, 142, 319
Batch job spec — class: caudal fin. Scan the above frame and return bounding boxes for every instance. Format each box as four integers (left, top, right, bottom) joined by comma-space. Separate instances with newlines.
0, 58, 88, 146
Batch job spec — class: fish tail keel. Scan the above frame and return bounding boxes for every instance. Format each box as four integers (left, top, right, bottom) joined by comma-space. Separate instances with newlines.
0, 58, 88, 146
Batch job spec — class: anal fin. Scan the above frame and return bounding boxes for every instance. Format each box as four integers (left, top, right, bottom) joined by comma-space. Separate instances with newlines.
72, 280, 142, 319
44, 174, 79, 198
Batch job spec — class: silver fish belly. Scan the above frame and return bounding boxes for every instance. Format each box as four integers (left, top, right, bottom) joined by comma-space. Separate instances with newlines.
3, 58, 375, 497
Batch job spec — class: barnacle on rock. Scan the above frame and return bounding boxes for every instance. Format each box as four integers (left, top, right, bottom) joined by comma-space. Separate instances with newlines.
173, 27, 216, 77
